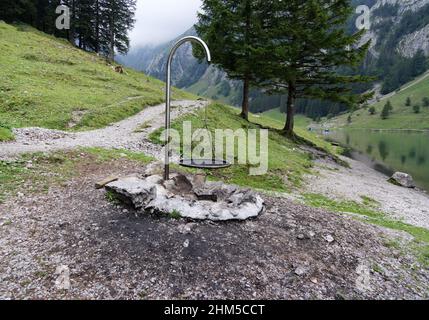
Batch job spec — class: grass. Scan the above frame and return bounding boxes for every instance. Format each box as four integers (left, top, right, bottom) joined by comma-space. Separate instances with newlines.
303, 193, 429, 266
149, 103, 339, 192
262, 108, 312, 128
0, 126, 14, 141
169, 210, 182, 220
0, 22, 195, 140
133, 121, 152, 133
105, 190, 121, 205
328, 72, 429, 129
0, 147, 152, 203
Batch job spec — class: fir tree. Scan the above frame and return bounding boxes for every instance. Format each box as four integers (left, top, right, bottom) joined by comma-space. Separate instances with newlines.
257, 0, 372, 136
195, 0, 267, 120
406, 97, 412, 106
381, 102, 390, 119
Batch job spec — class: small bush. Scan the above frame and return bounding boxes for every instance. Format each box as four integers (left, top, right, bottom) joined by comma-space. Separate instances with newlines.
423, 97, 429, 107
406, 97, 411, 106
413, 104, 421, 114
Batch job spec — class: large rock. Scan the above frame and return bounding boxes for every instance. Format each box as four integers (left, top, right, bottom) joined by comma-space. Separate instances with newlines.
105, 174, 264, 221
389, 172, 415, 188
105, 176, 159, 209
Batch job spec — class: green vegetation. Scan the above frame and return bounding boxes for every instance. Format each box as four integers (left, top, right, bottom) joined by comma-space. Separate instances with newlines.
0, 148, 152, 203
0, 124, 14, 141
303, 193, 429, 266
413, 105, 421, 114
262, 108, 312, 128
150, 103, 339, 192
328, 72, 429, 129
169, 210, 182, 220
105, 190, 121, 205
0, 22, 194, 140
380, 101, 392, 119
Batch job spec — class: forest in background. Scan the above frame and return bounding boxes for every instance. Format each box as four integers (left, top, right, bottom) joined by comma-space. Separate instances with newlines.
0, 0, 136, 59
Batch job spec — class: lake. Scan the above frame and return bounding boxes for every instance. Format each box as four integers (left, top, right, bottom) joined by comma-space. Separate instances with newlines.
324, 129, 429, 192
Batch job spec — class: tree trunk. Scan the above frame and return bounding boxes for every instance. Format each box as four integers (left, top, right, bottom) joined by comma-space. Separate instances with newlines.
95, 0, 100, 53
69, 0, 75, 45
240, 77, 250, 120
283, 81, 296, 137
109, 13, 115, 61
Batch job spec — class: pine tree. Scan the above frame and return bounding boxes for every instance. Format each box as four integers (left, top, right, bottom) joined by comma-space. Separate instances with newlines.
0, 0, 36, 24
369, 106, 376, 115
256, 0, 372, 137
422, 97, 429, 107
413, 104, 421, 114
411, 50, 427, 77
406, 97, 412, 106
195, 0, 268, 120
381, 102, 390, 120
385, 100, 393, 112
100, 0, 136, 61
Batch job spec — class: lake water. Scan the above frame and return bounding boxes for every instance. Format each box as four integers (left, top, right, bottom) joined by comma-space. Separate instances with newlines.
324, 129, 429, 192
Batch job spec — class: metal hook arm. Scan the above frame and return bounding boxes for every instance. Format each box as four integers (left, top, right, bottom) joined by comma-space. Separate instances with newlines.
164, 36, 211, 180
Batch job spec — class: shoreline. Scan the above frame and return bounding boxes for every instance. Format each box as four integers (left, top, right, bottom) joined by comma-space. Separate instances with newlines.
303, 155, 429, 230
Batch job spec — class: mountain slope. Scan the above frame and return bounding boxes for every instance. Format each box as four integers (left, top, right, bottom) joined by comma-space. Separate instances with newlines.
326, 71, 429, 129
120, 0, 429, 116
0, 22, 194, 141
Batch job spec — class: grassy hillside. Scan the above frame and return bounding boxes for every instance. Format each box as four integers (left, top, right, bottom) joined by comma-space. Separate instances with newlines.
186, 77, 242, 106
0, 22, 195, 141
149, 103, 339, 192
328, 72, 429, 129
262, 108, 312, 128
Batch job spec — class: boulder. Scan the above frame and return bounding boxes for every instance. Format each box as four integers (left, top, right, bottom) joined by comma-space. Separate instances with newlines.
105, 176, 157, 209
105, 175, 264, 221
389, 172, 415, 188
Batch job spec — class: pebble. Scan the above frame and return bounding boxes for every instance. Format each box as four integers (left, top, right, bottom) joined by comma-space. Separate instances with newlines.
324, 235, 335, 243
183, 239, 190, 248
294, 266, 307, 276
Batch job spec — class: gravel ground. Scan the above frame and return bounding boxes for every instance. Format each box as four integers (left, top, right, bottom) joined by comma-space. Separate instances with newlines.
304, 156, 429, 230
0, 100, 207, 160
0, 159, 428, 300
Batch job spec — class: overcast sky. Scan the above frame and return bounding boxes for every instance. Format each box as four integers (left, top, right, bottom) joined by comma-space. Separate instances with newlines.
128, 0, 202, 49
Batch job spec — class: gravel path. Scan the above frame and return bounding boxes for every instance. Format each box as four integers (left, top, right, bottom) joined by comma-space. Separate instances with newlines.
0, 157, 427, 299
0, 100, 207, 160
304, 156, 429, 230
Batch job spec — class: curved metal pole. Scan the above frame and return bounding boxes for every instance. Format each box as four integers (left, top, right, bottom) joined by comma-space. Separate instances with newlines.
164, 36, 211, 180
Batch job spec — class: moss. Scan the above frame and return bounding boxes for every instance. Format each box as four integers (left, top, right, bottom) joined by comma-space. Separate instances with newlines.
105, 190, 121, 205
169, 210, 182, 220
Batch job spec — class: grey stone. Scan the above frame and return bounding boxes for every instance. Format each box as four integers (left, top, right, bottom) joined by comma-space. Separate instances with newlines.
297, 234, 305, 240
105, 175, 264, 221
294, 266, 307, 276
324, 235, 335, 243
389, 172, 415, 188
105, 176, 157, 209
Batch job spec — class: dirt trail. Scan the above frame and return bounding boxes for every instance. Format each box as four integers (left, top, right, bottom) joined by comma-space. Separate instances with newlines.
0, 100, 207, 160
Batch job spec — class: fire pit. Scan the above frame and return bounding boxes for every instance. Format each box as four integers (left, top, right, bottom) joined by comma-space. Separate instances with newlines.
104, 173, 264, 221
